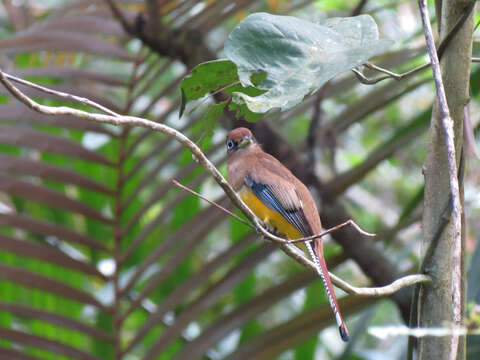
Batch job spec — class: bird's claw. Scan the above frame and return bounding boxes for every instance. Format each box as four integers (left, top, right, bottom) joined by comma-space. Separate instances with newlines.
256, 222, 282, 242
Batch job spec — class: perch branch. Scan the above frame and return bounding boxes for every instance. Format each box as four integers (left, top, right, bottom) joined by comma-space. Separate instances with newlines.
418, 0, 463, 358
287, 220, 375, 243
171, 179, 252, 228
172, 179, 375, 244
171, 179, 427, 297
0, 69, 430, 299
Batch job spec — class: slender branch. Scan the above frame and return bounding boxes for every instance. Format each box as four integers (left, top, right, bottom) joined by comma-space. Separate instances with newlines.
272, 239, 430, 297
171, 179, 252, 228
105, 0, 211, 68
351, 0, 369, 16
0, 69, 430, 300
2, 72, 121, 116
173, 178, 375, 244
418, 1, 463, 358
337, 274, 431, 297
104, 0, 135, 35
355, 1, 475, 85
287, 220, 375, 243
353, 63, 430, 85
171, 178, 430, 298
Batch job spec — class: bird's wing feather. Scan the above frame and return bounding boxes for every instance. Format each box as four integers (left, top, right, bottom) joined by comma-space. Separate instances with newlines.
245, 170, 313, 237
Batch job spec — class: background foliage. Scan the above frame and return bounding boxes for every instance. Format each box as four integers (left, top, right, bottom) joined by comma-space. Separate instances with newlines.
0, 0, 479, 359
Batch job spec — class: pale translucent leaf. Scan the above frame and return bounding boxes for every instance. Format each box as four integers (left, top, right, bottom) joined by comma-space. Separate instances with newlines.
225, 13, 393, 113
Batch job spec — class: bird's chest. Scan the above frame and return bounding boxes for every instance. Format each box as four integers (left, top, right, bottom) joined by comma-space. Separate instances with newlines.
238, 186, 303, 242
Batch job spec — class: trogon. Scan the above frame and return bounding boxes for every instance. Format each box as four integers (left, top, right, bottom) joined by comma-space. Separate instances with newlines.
226, 127, 349, 342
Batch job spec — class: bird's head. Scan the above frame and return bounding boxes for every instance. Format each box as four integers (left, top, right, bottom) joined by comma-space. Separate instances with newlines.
226, 127, 255, 154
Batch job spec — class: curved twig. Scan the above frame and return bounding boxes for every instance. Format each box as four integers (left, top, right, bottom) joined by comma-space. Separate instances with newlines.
3, 72, 121, 116
172, 178, 375, 242
355, 1, 476, 86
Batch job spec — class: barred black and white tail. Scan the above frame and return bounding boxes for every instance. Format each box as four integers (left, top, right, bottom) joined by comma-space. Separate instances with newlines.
305, 240, 349, 342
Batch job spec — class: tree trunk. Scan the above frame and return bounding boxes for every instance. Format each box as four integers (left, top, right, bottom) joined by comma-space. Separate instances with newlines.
418, 1, 474, 359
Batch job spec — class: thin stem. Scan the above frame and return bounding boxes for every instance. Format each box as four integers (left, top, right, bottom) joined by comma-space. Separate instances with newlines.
171, 179, 252, 229
287, 219, 375, 244
355, 1, 475, 86
173, 178, 375, 244
3, 73, 120, 116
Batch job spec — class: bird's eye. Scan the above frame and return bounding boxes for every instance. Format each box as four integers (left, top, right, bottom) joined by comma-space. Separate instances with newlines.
227, 139, 235, 150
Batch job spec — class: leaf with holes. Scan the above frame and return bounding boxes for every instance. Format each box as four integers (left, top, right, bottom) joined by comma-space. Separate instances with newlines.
179, 59, 265, 121
225, 12, 393, 113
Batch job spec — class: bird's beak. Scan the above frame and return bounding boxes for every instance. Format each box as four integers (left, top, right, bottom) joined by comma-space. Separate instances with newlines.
239, 136, 252, 148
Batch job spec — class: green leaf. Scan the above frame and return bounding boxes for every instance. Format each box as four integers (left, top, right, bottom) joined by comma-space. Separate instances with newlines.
225, 13, 393, 113
197, 102, 227, 150
179, 59, 265, 121
179, 60, 237, 117
227, 87, 264, 122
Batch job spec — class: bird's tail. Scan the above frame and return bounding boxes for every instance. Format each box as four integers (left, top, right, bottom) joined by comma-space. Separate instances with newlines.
305, 240, 349, 342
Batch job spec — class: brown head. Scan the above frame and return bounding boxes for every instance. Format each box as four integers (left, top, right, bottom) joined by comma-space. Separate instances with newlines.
226, 127, 256, 156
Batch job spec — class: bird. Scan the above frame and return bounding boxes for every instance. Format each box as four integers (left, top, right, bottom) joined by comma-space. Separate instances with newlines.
226, 127, 349, 342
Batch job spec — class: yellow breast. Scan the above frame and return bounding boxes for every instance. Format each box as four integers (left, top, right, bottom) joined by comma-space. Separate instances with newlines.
239, 186, 306, 251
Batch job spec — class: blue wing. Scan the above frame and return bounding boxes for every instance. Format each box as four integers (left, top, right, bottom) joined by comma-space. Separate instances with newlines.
245, 174, 313, 237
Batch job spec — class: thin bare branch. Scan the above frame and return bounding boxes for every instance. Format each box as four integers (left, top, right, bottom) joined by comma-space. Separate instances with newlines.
355, 1, 475, 85
287, 219, 376, 244
368, 61, 430, 80
352, 63, 430, 84
170, 178, 429, 299
0, 69, 430, 300
418, 0, 463, 358
278, 240, 430, 296
173, 177, 375, 243
3, 72, 121, 116
334, 273, 431, 297
172, 179, 252, 228
104, 0, 134, 35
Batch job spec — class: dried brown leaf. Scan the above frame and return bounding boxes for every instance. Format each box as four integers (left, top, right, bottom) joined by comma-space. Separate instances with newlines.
0, 174, 114, 224
0, 213, 109, 251
142, 243, 275, 359
0, 125, 114, 166
0, 154, 114, 195
0, 233, 107, 280
0, 301, 114, 342
0, 31, 135, 61
0, 104, 116, 135
0, 264, 110, 311
123, 233, 257, 354
14, 67, 128, 88
0, 327, 101, 360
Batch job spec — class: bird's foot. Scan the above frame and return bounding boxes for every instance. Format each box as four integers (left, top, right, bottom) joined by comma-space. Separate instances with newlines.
257, 222, 282, 241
